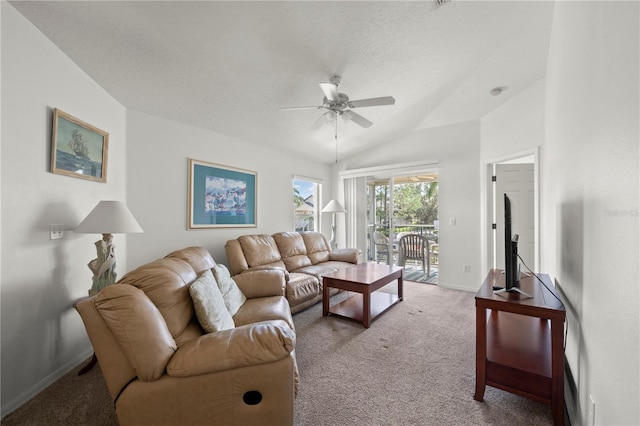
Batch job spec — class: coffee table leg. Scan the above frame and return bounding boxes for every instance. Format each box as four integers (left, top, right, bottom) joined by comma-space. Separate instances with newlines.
363, 290, 371, 328
322, 278, 330, 316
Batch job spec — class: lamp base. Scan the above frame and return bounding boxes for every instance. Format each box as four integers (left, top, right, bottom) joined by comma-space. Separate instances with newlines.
329, 224, 337, 251
88, 233, 117, 295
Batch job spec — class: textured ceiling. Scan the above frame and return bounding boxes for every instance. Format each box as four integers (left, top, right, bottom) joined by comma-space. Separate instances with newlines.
10, 1, 555, 164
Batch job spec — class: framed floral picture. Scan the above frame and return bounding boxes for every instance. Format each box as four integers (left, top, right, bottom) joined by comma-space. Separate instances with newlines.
188, 158, 257, 229
51, 108, 109, 182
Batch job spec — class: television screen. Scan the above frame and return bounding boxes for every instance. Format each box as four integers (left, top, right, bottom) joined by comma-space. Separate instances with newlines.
504, 194, 516, 289
496, 194, 531, 298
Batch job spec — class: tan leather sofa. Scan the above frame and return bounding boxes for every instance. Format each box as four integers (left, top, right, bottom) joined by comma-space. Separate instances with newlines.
225, 231, 360, 313
75, 246, 297, 426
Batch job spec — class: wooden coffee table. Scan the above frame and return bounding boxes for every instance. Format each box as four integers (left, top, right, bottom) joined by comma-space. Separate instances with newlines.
322, 263, 403, 328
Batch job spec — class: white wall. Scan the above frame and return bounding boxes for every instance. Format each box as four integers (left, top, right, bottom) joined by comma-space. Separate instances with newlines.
543, 1, 639, 425
338, 120, 482, 291
126, 110, 333, 268
480, 80, 545, 272
481, 80, 545, 162
1, 3, 128, 415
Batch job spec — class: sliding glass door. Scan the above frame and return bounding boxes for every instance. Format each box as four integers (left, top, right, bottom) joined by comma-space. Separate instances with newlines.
366, 174, 439, 268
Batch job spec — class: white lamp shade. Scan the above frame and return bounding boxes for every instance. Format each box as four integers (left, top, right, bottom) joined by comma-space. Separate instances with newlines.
321, 199, 346, 213
75, 201, 143, 234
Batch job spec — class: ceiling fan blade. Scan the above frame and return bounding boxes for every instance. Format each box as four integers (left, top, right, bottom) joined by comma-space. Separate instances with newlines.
348, 96, 395, 108
278, 105, 323, 111
345, 110, 373, 128
319, 82, 340, 102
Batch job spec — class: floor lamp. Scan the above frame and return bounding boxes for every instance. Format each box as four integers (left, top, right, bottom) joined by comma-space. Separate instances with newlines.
75, 200, 143, 295
322, 200, 346, 250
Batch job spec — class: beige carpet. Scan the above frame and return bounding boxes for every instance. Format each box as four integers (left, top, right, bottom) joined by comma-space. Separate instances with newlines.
2, 281, 555, 425
293, 282, 554, 425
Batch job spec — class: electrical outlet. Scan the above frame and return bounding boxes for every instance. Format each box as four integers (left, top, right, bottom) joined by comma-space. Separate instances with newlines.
587, 395, 596, 426
50, 224, 64, 240
463, 264, 471, 273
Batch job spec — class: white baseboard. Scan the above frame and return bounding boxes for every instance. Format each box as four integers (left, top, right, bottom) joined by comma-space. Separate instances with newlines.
1, 347, 94, 419
437, 282, 477, 292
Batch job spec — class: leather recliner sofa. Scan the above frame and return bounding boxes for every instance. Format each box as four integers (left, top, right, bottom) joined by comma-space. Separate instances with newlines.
75, 246, 297, 426
225, 231, 360, 313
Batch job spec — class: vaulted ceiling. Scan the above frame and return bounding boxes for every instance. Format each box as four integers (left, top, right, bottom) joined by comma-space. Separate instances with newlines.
10, 1, 555, 164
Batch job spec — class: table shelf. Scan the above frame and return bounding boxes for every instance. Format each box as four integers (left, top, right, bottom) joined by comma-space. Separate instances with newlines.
485, 310, 553, 403
329, 291, 400, 323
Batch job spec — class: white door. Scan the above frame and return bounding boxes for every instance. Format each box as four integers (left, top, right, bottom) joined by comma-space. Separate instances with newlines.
494, 163, 535, 270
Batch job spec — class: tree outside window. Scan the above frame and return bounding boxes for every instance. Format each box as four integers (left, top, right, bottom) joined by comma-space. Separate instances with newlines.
293, 178, 320, 231
370, 179, 438, 241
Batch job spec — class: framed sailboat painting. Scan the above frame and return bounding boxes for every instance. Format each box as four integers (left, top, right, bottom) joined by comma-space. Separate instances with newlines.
51, 108, 109, 182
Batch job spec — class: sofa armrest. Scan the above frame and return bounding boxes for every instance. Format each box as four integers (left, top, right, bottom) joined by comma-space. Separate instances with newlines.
243, 265, 290, 279
233, 269, 287, 298
329, 248, 360, 264
166, 320, 295, 378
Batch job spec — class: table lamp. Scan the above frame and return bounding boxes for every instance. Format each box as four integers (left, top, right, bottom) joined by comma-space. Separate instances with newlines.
321, 199, 346, 250
75, 200, 143, 295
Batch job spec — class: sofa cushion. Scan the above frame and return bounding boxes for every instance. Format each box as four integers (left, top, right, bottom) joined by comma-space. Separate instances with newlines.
95, 284, 177, 382
285, 273, 320, 308
301, 231, 331, 264
189, 270, 235, 333
166, 246, 217, 275
238, 234, 283, 267
117, 257, 198, 346
273, 231, 313, 271
291, 264, 340, 283
213, 264, 247, 316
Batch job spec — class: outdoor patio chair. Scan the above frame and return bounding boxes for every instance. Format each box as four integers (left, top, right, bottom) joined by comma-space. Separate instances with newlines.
398, 233, 431, 276
374, 231, 397, 264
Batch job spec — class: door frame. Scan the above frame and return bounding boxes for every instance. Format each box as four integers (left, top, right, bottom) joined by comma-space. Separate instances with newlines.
482, 147, 540, 273
339, 160, 440, 266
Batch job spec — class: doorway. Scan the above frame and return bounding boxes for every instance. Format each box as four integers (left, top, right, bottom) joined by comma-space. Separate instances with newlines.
366, 173, 439, 283
487, 152, 538, 273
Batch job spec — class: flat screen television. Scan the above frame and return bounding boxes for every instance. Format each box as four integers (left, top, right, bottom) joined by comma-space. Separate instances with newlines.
495, 193, 531, 298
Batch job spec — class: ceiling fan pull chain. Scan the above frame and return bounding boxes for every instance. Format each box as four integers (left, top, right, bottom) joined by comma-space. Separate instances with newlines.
335, 118, 338, 163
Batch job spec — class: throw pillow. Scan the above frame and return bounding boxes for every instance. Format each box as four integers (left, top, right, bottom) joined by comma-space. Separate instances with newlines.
212, 264, 247, 317
189, 270, 235, 333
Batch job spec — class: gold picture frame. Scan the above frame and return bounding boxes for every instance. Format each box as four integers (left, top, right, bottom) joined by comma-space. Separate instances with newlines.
51, 108, 109, 182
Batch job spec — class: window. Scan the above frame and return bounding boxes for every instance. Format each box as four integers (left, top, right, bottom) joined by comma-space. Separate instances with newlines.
293, 177, 321, 232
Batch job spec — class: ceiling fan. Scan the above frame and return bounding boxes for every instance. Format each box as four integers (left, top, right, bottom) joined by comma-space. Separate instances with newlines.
279, 75, 395, 130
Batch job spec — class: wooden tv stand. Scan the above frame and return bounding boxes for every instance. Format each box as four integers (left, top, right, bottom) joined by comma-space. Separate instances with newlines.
474, 269, 566, 426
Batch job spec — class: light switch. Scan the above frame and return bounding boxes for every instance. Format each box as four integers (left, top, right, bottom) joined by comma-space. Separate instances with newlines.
50, 224, 64, 240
